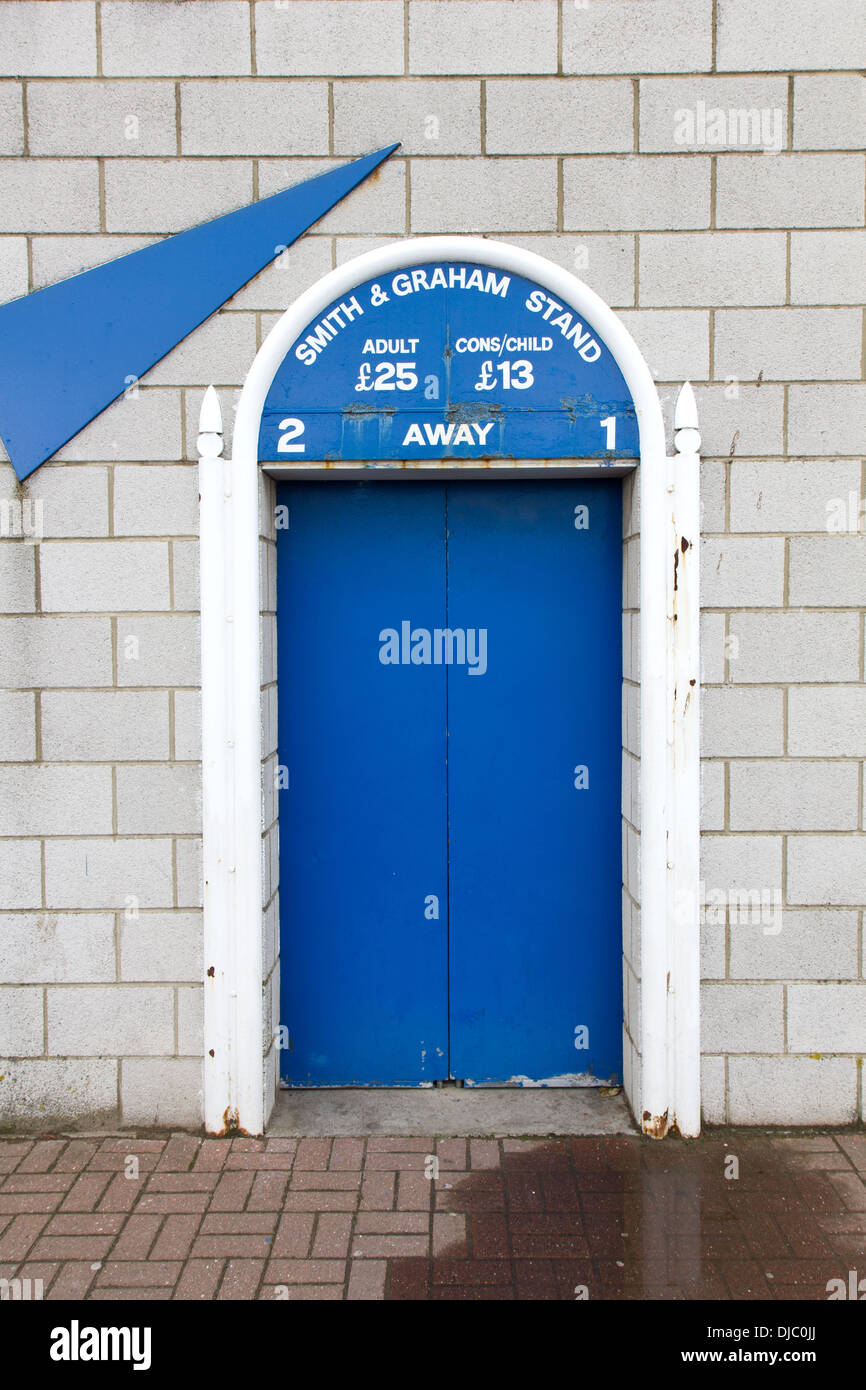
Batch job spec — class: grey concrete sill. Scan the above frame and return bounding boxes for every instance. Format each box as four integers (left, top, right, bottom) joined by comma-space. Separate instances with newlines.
268, 1086, 636, 1137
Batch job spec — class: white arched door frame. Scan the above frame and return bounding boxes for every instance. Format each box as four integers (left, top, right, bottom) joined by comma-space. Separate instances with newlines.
198, 236, 700, 1138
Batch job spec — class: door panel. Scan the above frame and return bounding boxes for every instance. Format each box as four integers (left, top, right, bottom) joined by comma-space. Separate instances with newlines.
277, 482, 449, 1085
446, 481, 622, 1084
277, 478, 623, 1088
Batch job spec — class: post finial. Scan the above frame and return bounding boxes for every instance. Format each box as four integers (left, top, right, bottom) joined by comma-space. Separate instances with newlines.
197, 385, 223, 459
674, 381, 700, 455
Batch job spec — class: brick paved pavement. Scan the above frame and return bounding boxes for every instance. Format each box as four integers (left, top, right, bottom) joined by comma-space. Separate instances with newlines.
0, 1130, 864, 1300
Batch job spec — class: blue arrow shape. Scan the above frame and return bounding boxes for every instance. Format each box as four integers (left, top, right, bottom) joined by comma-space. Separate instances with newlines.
0, 144, 399, 480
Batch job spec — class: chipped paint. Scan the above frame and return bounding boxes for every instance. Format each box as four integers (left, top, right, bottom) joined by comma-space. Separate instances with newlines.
466, 1072, 618, 1089
445, 400, 503, 422
341, 401, 397, 417
642, 1108, 669, 1139
215, 1105, 253, 1138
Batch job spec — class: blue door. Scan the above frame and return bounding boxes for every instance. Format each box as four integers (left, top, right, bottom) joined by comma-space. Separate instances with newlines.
446, 483, 623, 1083
277, 480, 622, 1087
276, 483, 449, 1085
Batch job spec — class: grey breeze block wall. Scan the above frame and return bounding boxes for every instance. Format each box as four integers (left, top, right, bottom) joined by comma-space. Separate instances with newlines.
0, 0, 864, 1132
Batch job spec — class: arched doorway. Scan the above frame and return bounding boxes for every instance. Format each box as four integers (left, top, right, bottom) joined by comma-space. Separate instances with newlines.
199, 237, 701, 1138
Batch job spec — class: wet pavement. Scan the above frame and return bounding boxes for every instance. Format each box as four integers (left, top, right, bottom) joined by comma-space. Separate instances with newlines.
0, 1129, 864, 1300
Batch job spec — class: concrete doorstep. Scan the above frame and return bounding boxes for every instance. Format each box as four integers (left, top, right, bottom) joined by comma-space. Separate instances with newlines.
268, 1086, 635, 1138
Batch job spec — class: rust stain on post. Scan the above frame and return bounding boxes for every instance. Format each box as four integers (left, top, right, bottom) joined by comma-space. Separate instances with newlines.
211, 1106, 253, 1139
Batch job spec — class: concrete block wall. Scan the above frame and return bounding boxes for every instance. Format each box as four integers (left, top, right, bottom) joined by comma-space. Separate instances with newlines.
0, 0, 863, 1129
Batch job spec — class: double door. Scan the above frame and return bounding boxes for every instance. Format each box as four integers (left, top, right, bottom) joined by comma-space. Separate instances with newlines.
276, 479, 622, 1086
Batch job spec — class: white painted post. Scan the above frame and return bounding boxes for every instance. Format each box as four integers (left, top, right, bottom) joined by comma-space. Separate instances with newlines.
668, 382, 701, 1137
640, 438, 671, 1137
230, 392, 265, 1136
199, 384, 265, 1136
198, 386, 234, 1133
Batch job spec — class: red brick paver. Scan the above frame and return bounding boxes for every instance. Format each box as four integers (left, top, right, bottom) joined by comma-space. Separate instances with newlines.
0, 1129, 863, 1300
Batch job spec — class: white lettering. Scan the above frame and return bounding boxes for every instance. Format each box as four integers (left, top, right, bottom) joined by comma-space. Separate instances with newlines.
399, 421, 495, 449
49, 1321, 151, 1372
388, 265, 510, 299
379, 624, 487, 675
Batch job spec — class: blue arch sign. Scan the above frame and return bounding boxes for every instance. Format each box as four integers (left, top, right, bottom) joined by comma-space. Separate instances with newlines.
259, 261, 638, 464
